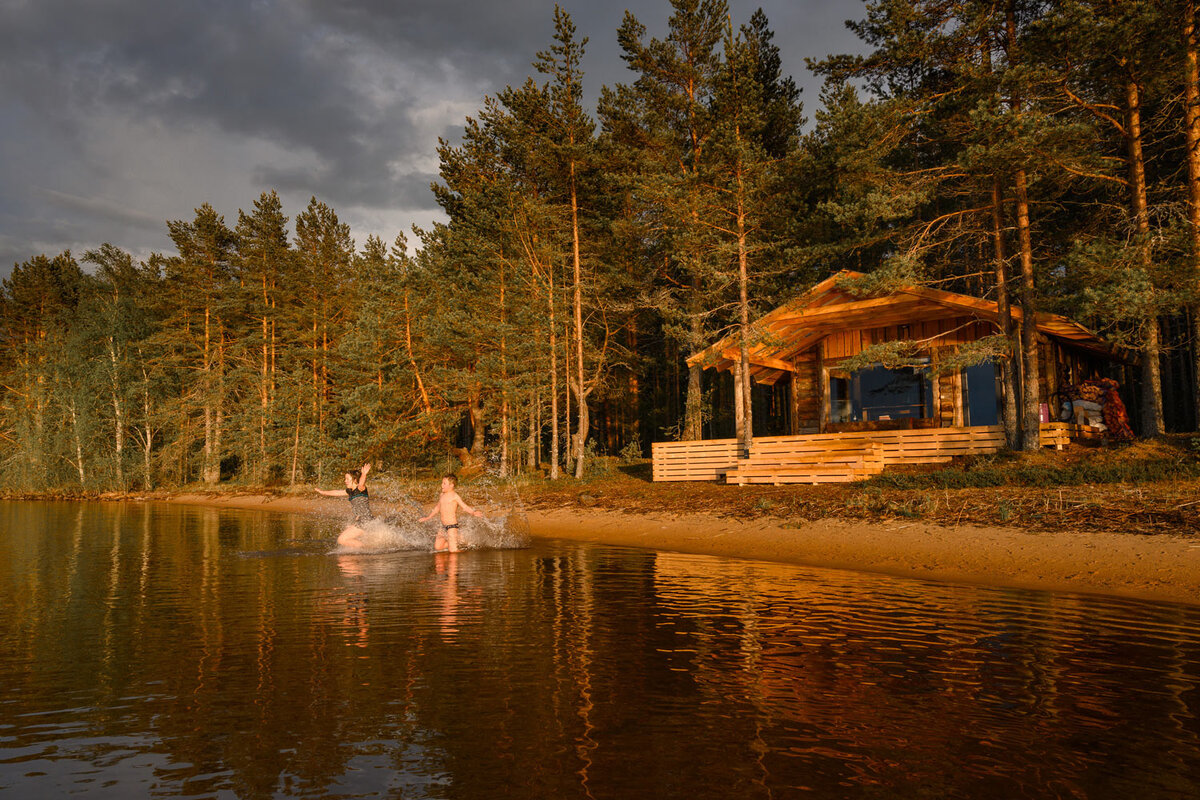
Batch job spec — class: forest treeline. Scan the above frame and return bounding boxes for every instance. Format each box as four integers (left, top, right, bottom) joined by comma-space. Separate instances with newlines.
4, 0, 1200, 492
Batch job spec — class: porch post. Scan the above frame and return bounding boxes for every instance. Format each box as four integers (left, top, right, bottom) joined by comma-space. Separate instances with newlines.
817, 337, 829, 433
789, 365, 801, 435
733, 361, 745, 444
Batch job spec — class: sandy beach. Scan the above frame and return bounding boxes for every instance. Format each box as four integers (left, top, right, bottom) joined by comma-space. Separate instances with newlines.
152, 491, 1200, 607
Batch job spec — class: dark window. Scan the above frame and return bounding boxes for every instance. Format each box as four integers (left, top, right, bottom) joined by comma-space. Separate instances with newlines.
830, 364, 933, 423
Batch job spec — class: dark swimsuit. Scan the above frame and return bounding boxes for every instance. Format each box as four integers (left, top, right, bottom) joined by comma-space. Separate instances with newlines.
441, 523, 459, 532
346, 487, 373, 523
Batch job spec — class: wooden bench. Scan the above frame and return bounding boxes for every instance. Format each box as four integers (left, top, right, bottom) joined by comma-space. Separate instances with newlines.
1040, 421, 1102, 449
723, 440, 885, 485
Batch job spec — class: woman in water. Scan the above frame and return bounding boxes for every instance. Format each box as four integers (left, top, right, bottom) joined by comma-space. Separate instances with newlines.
315, 462, 373, 548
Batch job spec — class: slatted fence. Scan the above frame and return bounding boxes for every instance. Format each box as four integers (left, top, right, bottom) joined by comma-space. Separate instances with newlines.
651, 422, 1102, 483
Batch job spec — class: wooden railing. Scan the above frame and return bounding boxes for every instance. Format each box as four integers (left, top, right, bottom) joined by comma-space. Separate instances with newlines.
650, 435, 794, 482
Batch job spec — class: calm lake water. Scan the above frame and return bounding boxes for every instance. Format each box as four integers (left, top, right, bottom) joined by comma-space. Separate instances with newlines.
1, 501, 1198, 799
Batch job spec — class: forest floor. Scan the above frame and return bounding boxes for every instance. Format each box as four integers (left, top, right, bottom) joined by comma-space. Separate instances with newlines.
514, 434, 1200, 536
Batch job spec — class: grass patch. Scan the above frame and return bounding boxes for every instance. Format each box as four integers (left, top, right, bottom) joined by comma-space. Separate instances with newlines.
863, 440, 1200, 490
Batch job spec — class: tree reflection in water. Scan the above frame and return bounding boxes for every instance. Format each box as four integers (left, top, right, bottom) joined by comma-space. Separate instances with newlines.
0, 500, 1197, 799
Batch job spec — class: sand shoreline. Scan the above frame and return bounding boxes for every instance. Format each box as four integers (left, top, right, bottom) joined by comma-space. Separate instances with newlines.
115, 491, 1200, 607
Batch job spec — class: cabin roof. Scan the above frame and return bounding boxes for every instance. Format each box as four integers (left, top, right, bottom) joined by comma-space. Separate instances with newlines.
688, 271, 1128, 384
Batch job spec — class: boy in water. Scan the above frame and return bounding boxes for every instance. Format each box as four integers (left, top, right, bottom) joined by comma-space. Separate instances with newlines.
315, 462, 373, 548
418, 474, 483, 552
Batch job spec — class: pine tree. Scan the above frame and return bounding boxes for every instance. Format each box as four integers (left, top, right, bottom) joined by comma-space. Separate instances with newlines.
603, 0, 729, 441
81, 243, 159, 489
535, 6, 612, 478
1185, 0, 1200, 431
234, 190, 292, 482
0, 252, 85, 487
1036, 0, 1176, 438
293, 197, 354, 482
704, 16, 791, 452
164, 204, 237, 484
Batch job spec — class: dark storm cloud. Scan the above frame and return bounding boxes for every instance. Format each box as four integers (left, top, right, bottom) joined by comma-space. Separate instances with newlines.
0, 0, 868, 274
0, 0, 428, 209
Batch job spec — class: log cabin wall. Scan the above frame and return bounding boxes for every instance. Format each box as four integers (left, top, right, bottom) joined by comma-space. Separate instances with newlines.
781, 315, 1112, 433
789, 358, 821, 434
823, 316, 995, 359
812, 317, 990, 430
933, 347, 960, 427
1037, 338, 1055, 406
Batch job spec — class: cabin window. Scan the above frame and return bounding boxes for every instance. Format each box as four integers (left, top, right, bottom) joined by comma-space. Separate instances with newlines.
829, 363, 934, 423
962, 360, 1001, 426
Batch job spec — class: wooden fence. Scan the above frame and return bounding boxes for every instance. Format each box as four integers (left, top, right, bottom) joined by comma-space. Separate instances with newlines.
651, 422, 1101, 484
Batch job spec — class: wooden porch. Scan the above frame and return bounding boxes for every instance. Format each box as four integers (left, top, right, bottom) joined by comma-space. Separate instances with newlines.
651, 422, 1101, 484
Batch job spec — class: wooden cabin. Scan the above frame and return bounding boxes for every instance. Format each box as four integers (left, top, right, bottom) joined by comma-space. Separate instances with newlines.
653, 271, 1128, 483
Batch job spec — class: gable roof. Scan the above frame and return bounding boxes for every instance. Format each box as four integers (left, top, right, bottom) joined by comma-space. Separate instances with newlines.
688, 271, 1127, 384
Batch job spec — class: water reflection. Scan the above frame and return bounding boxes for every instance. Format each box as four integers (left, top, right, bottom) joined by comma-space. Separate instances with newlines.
0, 501, 1197, 799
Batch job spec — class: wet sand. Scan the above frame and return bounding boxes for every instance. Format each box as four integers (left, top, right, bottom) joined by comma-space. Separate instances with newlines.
159, 492, 1200, 607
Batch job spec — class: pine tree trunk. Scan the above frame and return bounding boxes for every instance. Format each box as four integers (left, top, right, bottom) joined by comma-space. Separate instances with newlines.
215, 326, 225, 481
548, 266, 560, 480
684, 357, 703, 441
736, 163, 753, 455
570, 162, 589, 480
68, 395, 86, 486
528, 389, 538, 471
203, 302, 218, 484
563, 315, 571, 469
684, 280, 704, 442
140, 359, 154, 490
733, 361, 745, 442
1014, 167, 1041, 451
403, 291, 437, 434
108, 336, 125, 488
290, 391, 302, 486
500, 260, 510, 477
626, 320, 640, 452
311, 317, 320, 471
31, 360, 44, 484
269, 291, 277, 474
1006, 2, 1040, 451
469, 390, 486, 456
574, 397, 590, 479
991, 178, 1022, 449
982, 31, 1021, 450
1125, 75, 1165, 437
260, 273, 271, 483
1184, 0, 1200, 430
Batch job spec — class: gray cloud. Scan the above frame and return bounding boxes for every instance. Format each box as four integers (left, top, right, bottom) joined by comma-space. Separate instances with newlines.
0, 0, 867, 274
35, 188, 164, 231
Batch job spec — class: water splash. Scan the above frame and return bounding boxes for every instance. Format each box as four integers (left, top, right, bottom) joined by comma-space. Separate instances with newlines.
462, 466, 533, 549
331, 516, 432, 554
329, 471, 532, 554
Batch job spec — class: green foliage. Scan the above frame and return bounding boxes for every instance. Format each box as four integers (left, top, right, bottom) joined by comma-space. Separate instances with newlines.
863, 453, 1200, 490
619, 435, 643, 463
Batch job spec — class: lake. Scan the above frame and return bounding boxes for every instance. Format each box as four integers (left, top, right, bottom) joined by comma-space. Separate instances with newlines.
1, 501, 1198, 799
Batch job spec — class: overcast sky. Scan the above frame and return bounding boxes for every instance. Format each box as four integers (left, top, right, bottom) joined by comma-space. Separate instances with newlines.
0, 0, 868, 277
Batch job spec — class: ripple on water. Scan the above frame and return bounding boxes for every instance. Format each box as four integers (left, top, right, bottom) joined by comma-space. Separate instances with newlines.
0, 501, 1198, 800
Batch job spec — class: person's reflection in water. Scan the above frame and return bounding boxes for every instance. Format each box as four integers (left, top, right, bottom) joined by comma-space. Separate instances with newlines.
434, 552, 460, 640
335, 555, 370, 648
